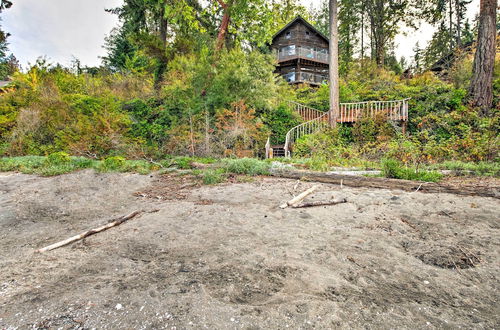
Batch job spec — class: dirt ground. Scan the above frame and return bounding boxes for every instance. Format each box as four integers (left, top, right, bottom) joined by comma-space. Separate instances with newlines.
0, 170, 499, 329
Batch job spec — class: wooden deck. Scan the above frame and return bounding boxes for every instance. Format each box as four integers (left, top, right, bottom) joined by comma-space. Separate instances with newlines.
290, 100, 409, 123
283, 99, 410, 157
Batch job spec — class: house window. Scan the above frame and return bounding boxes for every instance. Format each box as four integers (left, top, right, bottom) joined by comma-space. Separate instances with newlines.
281, 45, 295, 56
305, 31, 310, 39
286, 31, 292, 39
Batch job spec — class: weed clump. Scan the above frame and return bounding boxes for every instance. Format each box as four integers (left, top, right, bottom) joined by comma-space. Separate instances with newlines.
101, 156, 126, 171
46, 152, 71, 165
382, 158, 443, 182
221, 158, 270, 175
202, 169, 226, 185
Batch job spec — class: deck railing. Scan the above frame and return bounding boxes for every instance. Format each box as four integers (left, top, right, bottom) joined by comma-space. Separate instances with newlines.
288, 101, 326, 121
284, 99, 409, 157
282, 71, 329, 85
277, 46, 329, 63
284, 111, 329, 157
338, 99, 409, 122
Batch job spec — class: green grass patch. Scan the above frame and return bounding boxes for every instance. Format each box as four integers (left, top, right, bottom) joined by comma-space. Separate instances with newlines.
0, 156, 160, 176
166, 156, 217, 169
382, 159, 443, 182
201, 168, 226, 185
220, 158, 271, 175
0, 156, 99, 176
425, 161, 500, 177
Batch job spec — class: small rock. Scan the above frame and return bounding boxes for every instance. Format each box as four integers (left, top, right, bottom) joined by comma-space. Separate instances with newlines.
115, 303, 123, 310
423, 280, 430, 285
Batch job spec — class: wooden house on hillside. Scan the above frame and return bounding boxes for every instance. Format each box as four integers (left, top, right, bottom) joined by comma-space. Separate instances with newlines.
271, 17, 329, 86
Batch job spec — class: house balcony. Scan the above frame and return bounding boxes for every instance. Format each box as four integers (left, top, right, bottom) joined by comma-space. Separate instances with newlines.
282, 71, 329, 85
277, 46, 329, 65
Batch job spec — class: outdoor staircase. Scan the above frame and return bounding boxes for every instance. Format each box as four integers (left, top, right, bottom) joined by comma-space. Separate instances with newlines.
266, 99, 410, 158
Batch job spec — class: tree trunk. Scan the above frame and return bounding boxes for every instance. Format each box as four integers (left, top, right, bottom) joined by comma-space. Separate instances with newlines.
154, 4, 168, 89
455, 0, 462, 47
449, 0, 454, 51
329, 0, 340, 128
366, 0, 385, 67
215, 0, 230, 52
159, 4, 168, 49
468, 0, 497, 113
374, 40, 384, 67
360, 4, 364, 61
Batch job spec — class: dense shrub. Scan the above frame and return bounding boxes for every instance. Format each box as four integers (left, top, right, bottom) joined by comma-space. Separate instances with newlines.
0, 50, 288, 159
46, 152, 71, 165
101, 156, 126, 171
262, 104, 301, 145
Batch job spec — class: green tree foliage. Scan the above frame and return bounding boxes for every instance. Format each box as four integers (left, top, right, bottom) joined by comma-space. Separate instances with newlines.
0, 7, 18, 80
422, 0, 474, 70
0, 0, 497, 170
293, 66, 499, 165
0, 48, 289, 158
0, 60, 154, 156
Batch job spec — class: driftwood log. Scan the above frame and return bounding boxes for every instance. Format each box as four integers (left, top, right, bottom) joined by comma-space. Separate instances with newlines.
280, 185, 318, 209
292, 198, 347, 208
36, 210, 158, 253
271, 170, 499, 199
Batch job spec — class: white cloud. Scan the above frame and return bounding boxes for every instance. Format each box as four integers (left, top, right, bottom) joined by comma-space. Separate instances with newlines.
2, 0, 122, 68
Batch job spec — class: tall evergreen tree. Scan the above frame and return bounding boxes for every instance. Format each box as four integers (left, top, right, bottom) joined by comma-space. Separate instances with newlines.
329, 0, 340, 127
338, 0, 361, 74
469, 0, 497, 113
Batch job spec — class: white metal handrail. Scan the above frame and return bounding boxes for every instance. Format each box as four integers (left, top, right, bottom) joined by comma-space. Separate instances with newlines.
288, 101, 326, 121
338, 98, 410, 122
284, 111, 329, 157
283, 99, 410, 157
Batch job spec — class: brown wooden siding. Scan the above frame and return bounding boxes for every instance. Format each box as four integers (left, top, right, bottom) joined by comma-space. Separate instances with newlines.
271, 18, 330, 86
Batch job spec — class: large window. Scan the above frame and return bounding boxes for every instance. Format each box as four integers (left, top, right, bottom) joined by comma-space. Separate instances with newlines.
283, 72, 296, 82
279, 45, 296, 57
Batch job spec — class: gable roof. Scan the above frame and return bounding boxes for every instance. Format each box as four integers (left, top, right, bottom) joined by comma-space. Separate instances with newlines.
272, 16, 329, 44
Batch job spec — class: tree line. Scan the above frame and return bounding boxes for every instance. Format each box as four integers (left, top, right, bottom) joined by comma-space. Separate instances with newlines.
0, 0, 497, 161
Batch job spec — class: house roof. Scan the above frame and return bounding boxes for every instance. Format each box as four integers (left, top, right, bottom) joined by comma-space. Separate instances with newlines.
272, 16, 329, 44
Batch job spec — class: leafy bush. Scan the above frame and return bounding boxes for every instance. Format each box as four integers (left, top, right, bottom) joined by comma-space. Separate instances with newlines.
101, 156, 126, 171
262, 104, 301, 145
46, 152, 71, 165
352, 112, 395, 143
381, 158, 443, 182
201, 168, 226, 185
172, 156, 195, 169
381, 158, 401, 179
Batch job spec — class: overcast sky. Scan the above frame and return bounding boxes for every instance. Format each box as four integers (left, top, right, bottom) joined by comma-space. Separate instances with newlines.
2, 0, 480, 69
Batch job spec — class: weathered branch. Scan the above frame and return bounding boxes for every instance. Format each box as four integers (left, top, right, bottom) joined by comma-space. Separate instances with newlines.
279, 185, 318, 209
292, 198, 347, 208
36, 209, 159, 253
271, 170, 499, 199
